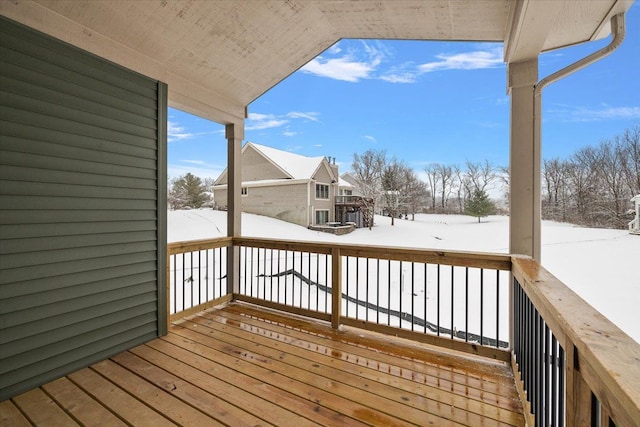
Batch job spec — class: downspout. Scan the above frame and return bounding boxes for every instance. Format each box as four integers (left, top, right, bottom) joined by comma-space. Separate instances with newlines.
531, 13, 625, 260
535, 14, 626, 96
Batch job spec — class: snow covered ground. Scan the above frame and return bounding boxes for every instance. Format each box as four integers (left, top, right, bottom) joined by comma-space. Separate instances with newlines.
169, 209, 639, 343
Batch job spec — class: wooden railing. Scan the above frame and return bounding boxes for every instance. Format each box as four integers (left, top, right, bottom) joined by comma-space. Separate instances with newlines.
512, 256, 640, 427
167, 237, 640, 426
167, 237, 232, 324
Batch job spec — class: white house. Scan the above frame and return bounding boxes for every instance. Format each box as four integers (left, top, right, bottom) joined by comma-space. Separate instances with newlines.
213, 142, 340, 227
630, 194, 640, 234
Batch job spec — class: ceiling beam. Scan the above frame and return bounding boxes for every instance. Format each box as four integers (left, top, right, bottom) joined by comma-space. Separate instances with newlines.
504, 0, 564, 64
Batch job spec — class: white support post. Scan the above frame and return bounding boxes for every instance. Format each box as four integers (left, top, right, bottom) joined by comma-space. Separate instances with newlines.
226, 122, 244, 296
508, 58, 541, 261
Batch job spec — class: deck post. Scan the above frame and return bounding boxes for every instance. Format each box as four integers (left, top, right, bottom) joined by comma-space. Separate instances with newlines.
508, 58, 540, 261
331, 247, 342, 328
226, 122, 244, 296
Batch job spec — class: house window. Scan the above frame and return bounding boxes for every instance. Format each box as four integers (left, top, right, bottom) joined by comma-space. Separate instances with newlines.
316, 183, 329, 199
241, 187, 248, 196
315, 210, 329, 225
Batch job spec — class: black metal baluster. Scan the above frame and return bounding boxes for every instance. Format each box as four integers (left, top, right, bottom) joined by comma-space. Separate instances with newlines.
388, 259, 391, 326
345, 256, 350, 317
366, 258, 370, 322
377, 259, 380, 324
559, 344, 565, 427
356, 256, 360, 319
465, 267, 469, 342
399, 261, 403, 328
451, 265, 454, 339
481, 269, 485, 345
284, 250, 288, 305
545, 324, 550, 427
437, 264, 441, 336
552, 334, 558, 427
411, 262, 415, 331
496, 270, 500, 347
424, 263, 428, 334
182, 253, 185, 311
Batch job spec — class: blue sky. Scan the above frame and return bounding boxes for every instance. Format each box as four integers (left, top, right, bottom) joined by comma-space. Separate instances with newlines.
168, 4, 640, 180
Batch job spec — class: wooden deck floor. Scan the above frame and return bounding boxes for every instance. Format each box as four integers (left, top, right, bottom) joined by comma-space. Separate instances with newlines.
2, 303, 525, 426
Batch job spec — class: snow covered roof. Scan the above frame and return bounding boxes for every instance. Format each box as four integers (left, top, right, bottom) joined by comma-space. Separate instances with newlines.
338, 177, 354, 188
247, 142, 329, 180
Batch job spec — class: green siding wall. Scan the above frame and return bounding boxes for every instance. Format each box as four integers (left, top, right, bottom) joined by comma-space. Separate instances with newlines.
0, 17, 167, 399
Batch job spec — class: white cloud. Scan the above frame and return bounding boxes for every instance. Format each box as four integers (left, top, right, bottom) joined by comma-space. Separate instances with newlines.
380, 72, 418, 84
168, 120, 221, 143
327, 44, 342, 55
549, 105, 640, 122
286, 112, 320, 122
246, 111, 321, 132
418, 47, 503, 73
301, 56, 376, 82
300, 42, 503, 84
246, 113, 287, 130
182, 160, 206, 165
300, 41, 385, 82
363, 135, 377, 142
168, 121, 196, 143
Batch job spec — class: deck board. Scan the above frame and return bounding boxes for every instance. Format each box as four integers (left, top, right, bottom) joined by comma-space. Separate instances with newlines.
4, 302, 525, 426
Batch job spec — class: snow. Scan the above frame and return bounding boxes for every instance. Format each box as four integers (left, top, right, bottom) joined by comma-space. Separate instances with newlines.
248, 142, 327, 180
168, 210, 640, 344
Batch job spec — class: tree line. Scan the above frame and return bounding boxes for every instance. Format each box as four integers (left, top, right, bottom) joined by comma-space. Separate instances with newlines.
167, 126, 638, 229
350, 125, 639, 229
350, 150, 498, 224
542, 125, 639, 229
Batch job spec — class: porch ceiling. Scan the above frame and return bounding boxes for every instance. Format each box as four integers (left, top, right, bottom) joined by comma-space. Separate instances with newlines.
0, 0, 633, 124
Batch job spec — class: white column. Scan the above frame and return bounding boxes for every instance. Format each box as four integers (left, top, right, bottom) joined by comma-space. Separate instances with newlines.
226, 122, 243, 295
508, 59, 541, 261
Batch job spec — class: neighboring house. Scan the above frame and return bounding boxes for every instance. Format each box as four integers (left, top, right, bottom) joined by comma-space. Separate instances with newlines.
336, 173, 375, 228
213, 142, 340, 227
630, 194, 640, 235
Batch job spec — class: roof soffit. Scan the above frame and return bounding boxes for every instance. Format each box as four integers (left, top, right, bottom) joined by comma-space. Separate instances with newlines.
1, 0, 633, 124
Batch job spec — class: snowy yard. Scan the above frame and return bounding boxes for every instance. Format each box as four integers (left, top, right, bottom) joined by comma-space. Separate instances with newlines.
169, 210, 640, 344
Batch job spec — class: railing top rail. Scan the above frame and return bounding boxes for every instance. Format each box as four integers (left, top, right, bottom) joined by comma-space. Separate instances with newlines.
233, 236, 511, 270
168, 236, 233, 255
512, 256, 640, 426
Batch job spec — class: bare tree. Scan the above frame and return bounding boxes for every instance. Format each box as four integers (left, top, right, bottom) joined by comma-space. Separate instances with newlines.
381, 158, 407, 225
543, 158, 568, 221
452, 165, 466, 214
400, 167, 428, 220
424, 164, 440, 212
436, 164, 454, 212
464, 160, 496, 193
352, 149, 386, 211
619, 125, 640, 197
